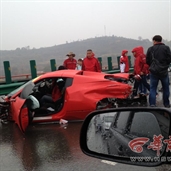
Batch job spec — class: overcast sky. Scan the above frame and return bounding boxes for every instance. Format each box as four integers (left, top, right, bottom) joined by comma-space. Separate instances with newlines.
0, 0, 170, 50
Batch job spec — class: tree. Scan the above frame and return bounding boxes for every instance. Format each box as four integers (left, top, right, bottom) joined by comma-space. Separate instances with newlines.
15, 48, 20, 51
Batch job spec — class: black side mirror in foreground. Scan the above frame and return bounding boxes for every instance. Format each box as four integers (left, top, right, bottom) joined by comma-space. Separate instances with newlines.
80, 107, 171, 167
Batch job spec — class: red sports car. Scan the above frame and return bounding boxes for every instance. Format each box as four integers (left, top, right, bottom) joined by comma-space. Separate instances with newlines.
0, 70, 132, 133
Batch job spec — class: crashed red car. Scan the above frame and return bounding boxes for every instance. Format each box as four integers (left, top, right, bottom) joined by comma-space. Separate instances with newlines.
0, 70, 132, 133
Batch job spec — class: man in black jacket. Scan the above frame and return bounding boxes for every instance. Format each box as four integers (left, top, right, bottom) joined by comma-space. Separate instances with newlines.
146, 35, 171, 107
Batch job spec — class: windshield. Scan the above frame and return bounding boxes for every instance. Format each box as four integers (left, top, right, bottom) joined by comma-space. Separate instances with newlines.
7, 80, 33, 98
19, 81, 35, 99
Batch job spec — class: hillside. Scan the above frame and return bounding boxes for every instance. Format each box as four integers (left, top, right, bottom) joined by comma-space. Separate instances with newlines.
0, 35, 170, 76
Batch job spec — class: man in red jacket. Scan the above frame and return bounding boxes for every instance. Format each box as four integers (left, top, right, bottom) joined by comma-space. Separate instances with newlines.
82, 49, 101, 72
63, 52, 77, 69
138, 46, 150, 95
132, 46, 150, 98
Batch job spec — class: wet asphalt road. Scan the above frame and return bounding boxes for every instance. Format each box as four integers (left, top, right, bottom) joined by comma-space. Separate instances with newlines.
1, 82, 171, 171
1, 114, 171, 171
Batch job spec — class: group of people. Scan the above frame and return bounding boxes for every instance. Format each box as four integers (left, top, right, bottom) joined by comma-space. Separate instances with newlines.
119, 35, 171, 107
62, 49, 101, 72
60, 35, 171, 108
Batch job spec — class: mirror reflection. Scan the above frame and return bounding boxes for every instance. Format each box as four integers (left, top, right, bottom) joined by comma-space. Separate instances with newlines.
87, 110, 170, 159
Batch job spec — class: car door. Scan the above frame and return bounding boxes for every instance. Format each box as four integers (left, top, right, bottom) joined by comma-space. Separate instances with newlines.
12, 96, 31, 133
12, 81, 36, 133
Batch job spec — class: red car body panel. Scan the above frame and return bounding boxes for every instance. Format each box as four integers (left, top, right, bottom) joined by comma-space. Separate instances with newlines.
10, 97, 29, 133
5, 70, 132, 133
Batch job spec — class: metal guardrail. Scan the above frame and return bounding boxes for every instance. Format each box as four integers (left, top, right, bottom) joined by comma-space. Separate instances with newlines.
0, 82, 26, 95
0, 57, 132, 95
0, 73, 45, 95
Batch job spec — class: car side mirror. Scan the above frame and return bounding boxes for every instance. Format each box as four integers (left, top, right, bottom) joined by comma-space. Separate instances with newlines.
80, 107, 171, 166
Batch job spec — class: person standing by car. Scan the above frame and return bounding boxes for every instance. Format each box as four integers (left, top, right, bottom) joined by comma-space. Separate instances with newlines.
132, 47, 150, 98
146, 35, 171, 107
138, 46, 150, 96
120, 50, 130, 73
82, 49, 101, 72
63, 52, 77, 69
75, 58, 83, 70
